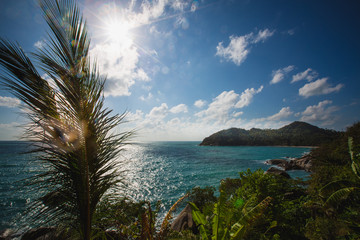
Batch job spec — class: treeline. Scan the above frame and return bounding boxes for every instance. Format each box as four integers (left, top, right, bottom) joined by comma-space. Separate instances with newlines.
200, 121, 341, 146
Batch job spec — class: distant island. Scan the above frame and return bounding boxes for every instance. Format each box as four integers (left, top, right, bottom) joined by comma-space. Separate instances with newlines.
200, 121, 340, 146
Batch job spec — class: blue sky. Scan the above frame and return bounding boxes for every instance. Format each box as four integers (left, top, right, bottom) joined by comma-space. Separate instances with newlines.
0, 0, 359, 141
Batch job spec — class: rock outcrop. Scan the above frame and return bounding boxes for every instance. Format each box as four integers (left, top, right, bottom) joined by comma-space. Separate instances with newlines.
171, 204, 197, 234
265, 167, 291, 178
266, 154, 313, 173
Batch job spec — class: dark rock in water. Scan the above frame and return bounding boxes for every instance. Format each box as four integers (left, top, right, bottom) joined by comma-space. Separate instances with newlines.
265, 167, 291, 178
171, 204, 197, 233
289, 155, 312, 172
265, 159, 290, 169
266, 154, 313, 172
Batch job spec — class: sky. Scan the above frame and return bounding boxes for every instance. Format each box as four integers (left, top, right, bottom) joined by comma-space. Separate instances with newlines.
0, 0, 359, 141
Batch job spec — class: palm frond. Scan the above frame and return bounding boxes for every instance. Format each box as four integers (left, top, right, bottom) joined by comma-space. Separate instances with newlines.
349, 137, 360, 179
323, 187, 360, 209
230, 196, 272, 240
158, 193, 189, 238
0, 0, 132, 239
319, 180, 355, 199
189, 202, 209, 240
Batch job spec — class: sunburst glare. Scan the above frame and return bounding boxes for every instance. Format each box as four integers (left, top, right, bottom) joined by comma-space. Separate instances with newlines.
103, 17, 132, 45
89, 3, 134, 47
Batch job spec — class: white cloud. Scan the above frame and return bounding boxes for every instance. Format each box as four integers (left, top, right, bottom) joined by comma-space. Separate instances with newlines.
253, 29, 275, 43
216, 29, 274, 66
0, 96, 21, 108
232, 111, 243, 117
291, 68, 318, 83
216, 34, 252, 66
0, 122, 23, 140
174, 16, 189, 30
235, 85, 263, 108
287, 29, 295, 35
147, 103, 169, 120
300, 100, 339, 125
252, 107, 293, 124
299, 78, 344, 98
90, 41, 147, 97
170, 104, 188, 114
34, 40, 45, 49
140, 92, 153, 101
270, 65, 294, 84
171, 0, 189, 11
126, 110, 144, 122
196, 86, 263, 124
267, 107, 293, 121
196, 90, 239, 124
194, 99, 206, 108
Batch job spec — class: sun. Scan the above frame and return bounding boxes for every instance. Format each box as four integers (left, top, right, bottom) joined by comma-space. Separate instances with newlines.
105, 19, 131, 44
98, 12, 134, 47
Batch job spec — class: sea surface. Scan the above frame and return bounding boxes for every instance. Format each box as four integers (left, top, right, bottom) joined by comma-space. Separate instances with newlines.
0, 141, 311, 229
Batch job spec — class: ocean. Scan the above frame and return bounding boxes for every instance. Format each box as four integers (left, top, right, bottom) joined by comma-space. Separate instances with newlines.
0, 141, 311, 230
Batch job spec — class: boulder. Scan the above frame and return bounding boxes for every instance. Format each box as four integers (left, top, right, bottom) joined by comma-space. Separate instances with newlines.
265, 159, 289, 169
171, 204, 197, 233
289, 155, 312, 172
265, 167, 291, 178
266, 154, 312, 172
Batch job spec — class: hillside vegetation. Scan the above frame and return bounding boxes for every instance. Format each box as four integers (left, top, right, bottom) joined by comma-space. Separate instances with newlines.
200, 121, 340, 146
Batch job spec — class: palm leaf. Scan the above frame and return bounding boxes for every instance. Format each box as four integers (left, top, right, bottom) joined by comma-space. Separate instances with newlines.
212, 202, 220, 239
349, 137, 360, 179
319, 180, 355, 199
158, 193, 189, 239
323, 187, 360, 208
0, 0, 132, 239
189, 202, 209, 240
230, 196, 272, 240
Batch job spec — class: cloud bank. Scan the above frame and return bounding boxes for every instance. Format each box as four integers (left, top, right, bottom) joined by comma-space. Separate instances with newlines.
299, 78, 344, 98
0, 96, 21, 108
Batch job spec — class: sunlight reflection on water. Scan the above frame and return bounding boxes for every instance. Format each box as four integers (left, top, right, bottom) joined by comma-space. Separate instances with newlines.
115, 142, 311, 221
0, 141, 311, 228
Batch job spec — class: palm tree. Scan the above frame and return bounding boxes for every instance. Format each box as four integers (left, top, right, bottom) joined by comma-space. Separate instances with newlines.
0, 0, 131, 239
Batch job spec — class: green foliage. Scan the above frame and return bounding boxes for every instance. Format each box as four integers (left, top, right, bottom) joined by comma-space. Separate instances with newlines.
93, 197, 147, 239
185, 169, 312, 239
188, 186, 217, 213
319, 137, 360, 209
190, 193, 272, 240
188, 202, 209, 240
306, 122, 360, 239
230, 169, 310, 239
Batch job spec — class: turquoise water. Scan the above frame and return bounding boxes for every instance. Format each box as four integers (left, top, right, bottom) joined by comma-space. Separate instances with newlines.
0, 141, 311, 229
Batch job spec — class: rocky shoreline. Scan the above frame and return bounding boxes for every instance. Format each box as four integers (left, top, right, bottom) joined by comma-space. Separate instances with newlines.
264, 153, 313, 178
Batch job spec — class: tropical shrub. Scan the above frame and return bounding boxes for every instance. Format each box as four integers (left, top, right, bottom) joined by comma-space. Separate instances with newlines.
306, 122, 360, 239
